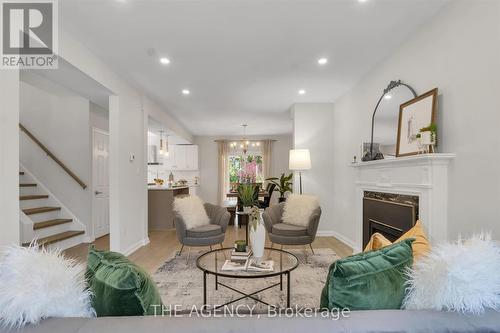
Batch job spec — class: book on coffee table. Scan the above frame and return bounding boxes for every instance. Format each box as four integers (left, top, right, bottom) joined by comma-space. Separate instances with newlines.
231, 249, 252, 262
247, 259, 274, 272
221, 259, 249, 271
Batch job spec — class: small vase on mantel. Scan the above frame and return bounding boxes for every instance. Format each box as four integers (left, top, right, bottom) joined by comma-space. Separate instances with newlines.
249, 207, 266, 263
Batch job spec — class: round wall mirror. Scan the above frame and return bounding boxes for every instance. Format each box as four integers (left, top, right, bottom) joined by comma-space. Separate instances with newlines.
372, 87, 416, 157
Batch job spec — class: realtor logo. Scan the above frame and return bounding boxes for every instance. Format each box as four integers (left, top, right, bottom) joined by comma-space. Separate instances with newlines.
1, 0, 58, 69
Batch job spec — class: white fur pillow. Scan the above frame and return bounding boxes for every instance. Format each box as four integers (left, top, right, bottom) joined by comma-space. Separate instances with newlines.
0, 244, 94, 328
282, 194, 320, 227
173, 195, 210, 229
404, 233, 500, 314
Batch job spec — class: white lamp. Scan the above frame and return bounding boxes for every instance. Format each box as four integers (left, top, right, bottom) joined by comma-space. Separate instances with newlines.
289, 149, 311, 194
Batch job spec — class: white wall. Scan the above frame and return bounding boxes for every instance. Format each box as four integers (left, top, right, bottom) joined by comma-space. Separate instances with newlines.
291, 103, 335, 235
194, 135, 293, 205
329, 0, 500, 243
0, 71, 20, 248
19, 72, 92, 233
90, 102, 109, 132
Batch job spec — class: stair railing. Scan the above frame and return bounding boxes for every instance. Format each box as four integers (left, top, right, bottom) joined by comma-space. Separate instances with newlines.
19, 123, 88, 189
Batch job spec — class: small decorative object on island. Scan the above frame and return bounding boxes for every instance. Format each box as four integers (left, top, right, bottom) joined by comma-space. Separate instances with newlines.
168, 172, 174, 187
237, 184, 256, 213
416, 123, 437, 154
154, 178, 164, 186
266, 173, 293, 202
249, 206, 265, 263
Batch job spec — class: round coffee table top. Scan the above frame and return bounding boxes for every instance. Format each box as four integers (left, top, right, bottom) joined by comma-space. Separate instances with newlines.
196, 247, 299, 279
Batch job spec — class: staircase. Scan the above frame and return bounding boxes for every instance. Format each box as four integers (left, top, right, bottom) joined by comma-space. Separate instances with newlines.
20, 168, 86, 250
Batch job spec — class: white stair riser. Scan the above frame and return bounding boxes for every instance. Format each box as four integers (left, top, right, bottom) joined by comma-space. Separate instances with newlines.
20, 198, 51, 210
46, 234, 85, 251
26, 210, 63, 223
19, 186, 45, 196
33, 221, 77, 239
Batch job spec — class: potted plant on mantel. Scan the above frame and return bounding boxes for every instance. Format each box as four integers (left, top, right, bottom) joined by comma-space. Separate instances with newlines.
266, 173, 293, 203
237, 184, 256, 213
416, 123, 437, 154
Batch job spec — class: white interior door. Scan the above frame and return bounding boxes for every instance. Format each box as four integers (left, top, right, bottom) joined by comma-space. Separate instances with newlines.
92, 128, 110, 239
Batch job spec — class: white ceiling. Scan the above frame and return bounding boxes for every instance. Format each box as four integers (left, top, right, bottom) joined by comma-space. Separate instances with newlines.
59, 0, 448, 136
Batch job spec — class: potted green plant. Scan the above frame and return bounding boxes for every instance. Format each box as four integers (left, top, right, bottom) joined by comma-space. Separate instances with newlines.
418, 123, 437, 153
237, 184, 256, 213
266, 173, 293, 203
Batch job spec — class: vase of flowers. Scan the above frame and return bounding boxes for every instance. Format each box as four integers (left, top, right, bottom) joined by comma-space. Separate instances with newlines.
249, 206, 265, 263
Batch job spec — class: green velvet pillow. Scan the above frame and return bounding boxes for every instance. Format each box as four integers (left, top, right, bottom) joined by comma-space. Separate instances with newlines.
86, 247, 163, 316
320, 238, 414, 310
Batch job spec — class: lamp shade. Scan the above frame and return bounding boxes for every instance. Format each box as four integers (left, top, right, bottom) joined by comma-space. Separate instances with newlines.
289, 149, 311, 171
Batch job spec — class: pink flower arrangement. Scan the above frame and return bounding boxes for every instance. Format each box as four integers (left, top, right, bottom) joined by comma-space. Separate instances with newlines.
238, 161, 257, 183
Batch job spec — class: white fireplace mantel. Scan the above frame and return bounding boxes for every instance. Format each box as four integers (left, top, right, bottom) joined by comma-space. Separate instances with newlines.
350, 153, 456, 252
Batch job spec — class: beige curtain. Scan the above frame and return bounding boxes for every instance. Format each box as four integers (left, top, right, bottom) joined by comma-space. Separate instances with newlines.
262, 140, 273, 182
217, 141, 230, 205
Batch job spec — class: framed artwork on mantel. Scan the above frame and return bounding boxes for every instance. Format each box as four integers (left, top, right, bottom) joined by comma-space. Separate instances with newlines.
396, 88, 438, 157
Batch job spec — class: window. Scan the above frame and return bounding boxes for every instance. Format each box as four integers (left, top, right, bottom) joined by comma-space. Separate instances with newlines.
229, 154, 263, 186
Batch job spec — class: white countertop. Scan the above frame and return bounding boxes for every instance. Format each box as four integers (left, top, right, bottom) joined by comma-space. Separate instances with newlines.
148, 184, 199, 190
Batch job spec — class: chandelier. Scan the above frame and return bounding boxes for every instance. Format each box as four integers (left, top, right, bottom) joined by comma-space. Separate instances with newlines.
230, 124, 260, 155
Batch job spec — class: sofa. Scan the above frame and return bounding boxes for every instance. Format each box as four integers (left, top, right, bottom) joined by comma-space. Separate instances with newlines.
1, 310, 499, 333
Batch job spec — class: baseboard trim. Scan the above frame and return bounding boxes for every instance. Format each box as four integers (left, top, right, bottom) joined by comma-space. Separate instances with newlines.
317, 230, 360, 252
122, 237, 150, 256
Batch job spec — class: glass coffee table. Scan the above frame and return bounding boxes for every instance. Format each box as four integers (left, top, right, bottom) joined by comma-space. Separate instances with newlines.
196, 247, 299, 309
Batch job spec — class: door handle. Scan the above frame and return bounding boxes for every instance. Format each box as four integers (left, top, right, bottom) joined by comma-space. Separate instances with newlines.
95, 191, 103, 195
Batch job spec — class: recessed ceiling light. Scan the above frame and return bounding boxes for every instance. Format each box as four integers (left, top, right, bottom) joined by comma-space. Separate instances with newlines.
160, 57, 170, 65
317, 58, 328, 65
358, 0, 368, 3
384, 94, 392, 99
298, 89, 306, 95
182, 89, 190, 95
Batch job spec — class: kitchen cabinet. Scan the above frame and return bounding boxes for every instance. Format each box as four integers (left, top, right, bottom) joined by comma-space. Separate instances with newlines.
184, 145, 199, 170
165, 145, 198, 170
160, 145, 176, 169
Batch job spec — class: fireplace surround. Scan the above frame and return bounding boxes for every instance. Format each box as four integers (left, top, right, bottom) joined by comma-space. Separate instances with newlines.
352, 153, 455, 252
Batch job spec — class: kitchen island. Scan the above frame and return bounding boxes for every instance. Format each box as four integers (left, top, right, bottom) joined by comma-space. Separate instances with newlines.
148, 185, 190, 230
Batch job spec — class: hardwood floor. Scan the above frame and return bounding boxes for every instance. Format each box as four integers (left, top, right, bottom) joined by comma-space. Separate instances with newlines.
64, 226, 353, 273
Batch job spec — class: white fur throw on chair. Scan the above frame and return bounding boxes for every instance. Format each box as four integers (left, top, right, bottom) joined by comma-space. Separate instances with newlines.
173, 195, 210, 229
404, 233, 500, 314
282, 194, 320, 227
0, 244, 95, 328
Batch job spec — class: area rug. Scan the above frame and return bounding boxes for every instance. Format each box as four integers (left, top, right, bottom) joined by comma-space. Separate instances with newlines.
153, 248, 339, 311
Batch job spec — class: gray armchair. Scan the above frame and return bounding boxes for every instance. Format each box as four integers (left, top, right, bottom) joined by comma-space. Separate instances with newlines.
262, 202, 321, 254
174, 203, 230, 262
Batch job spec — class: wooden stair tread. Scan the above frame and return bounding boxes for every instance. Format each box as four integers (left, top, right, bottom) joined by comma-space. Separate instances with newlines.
23, 230, 84, 247
23, 206, 61, 215
20, 195, 49, 200
20, 183, 37, 187
33, 218, 72, 230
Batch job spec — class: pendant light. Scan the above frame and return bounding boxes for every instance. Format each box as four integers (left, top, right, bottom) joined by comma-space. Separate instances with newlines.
159, 130, 165, 155
164, 135, 170, 157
